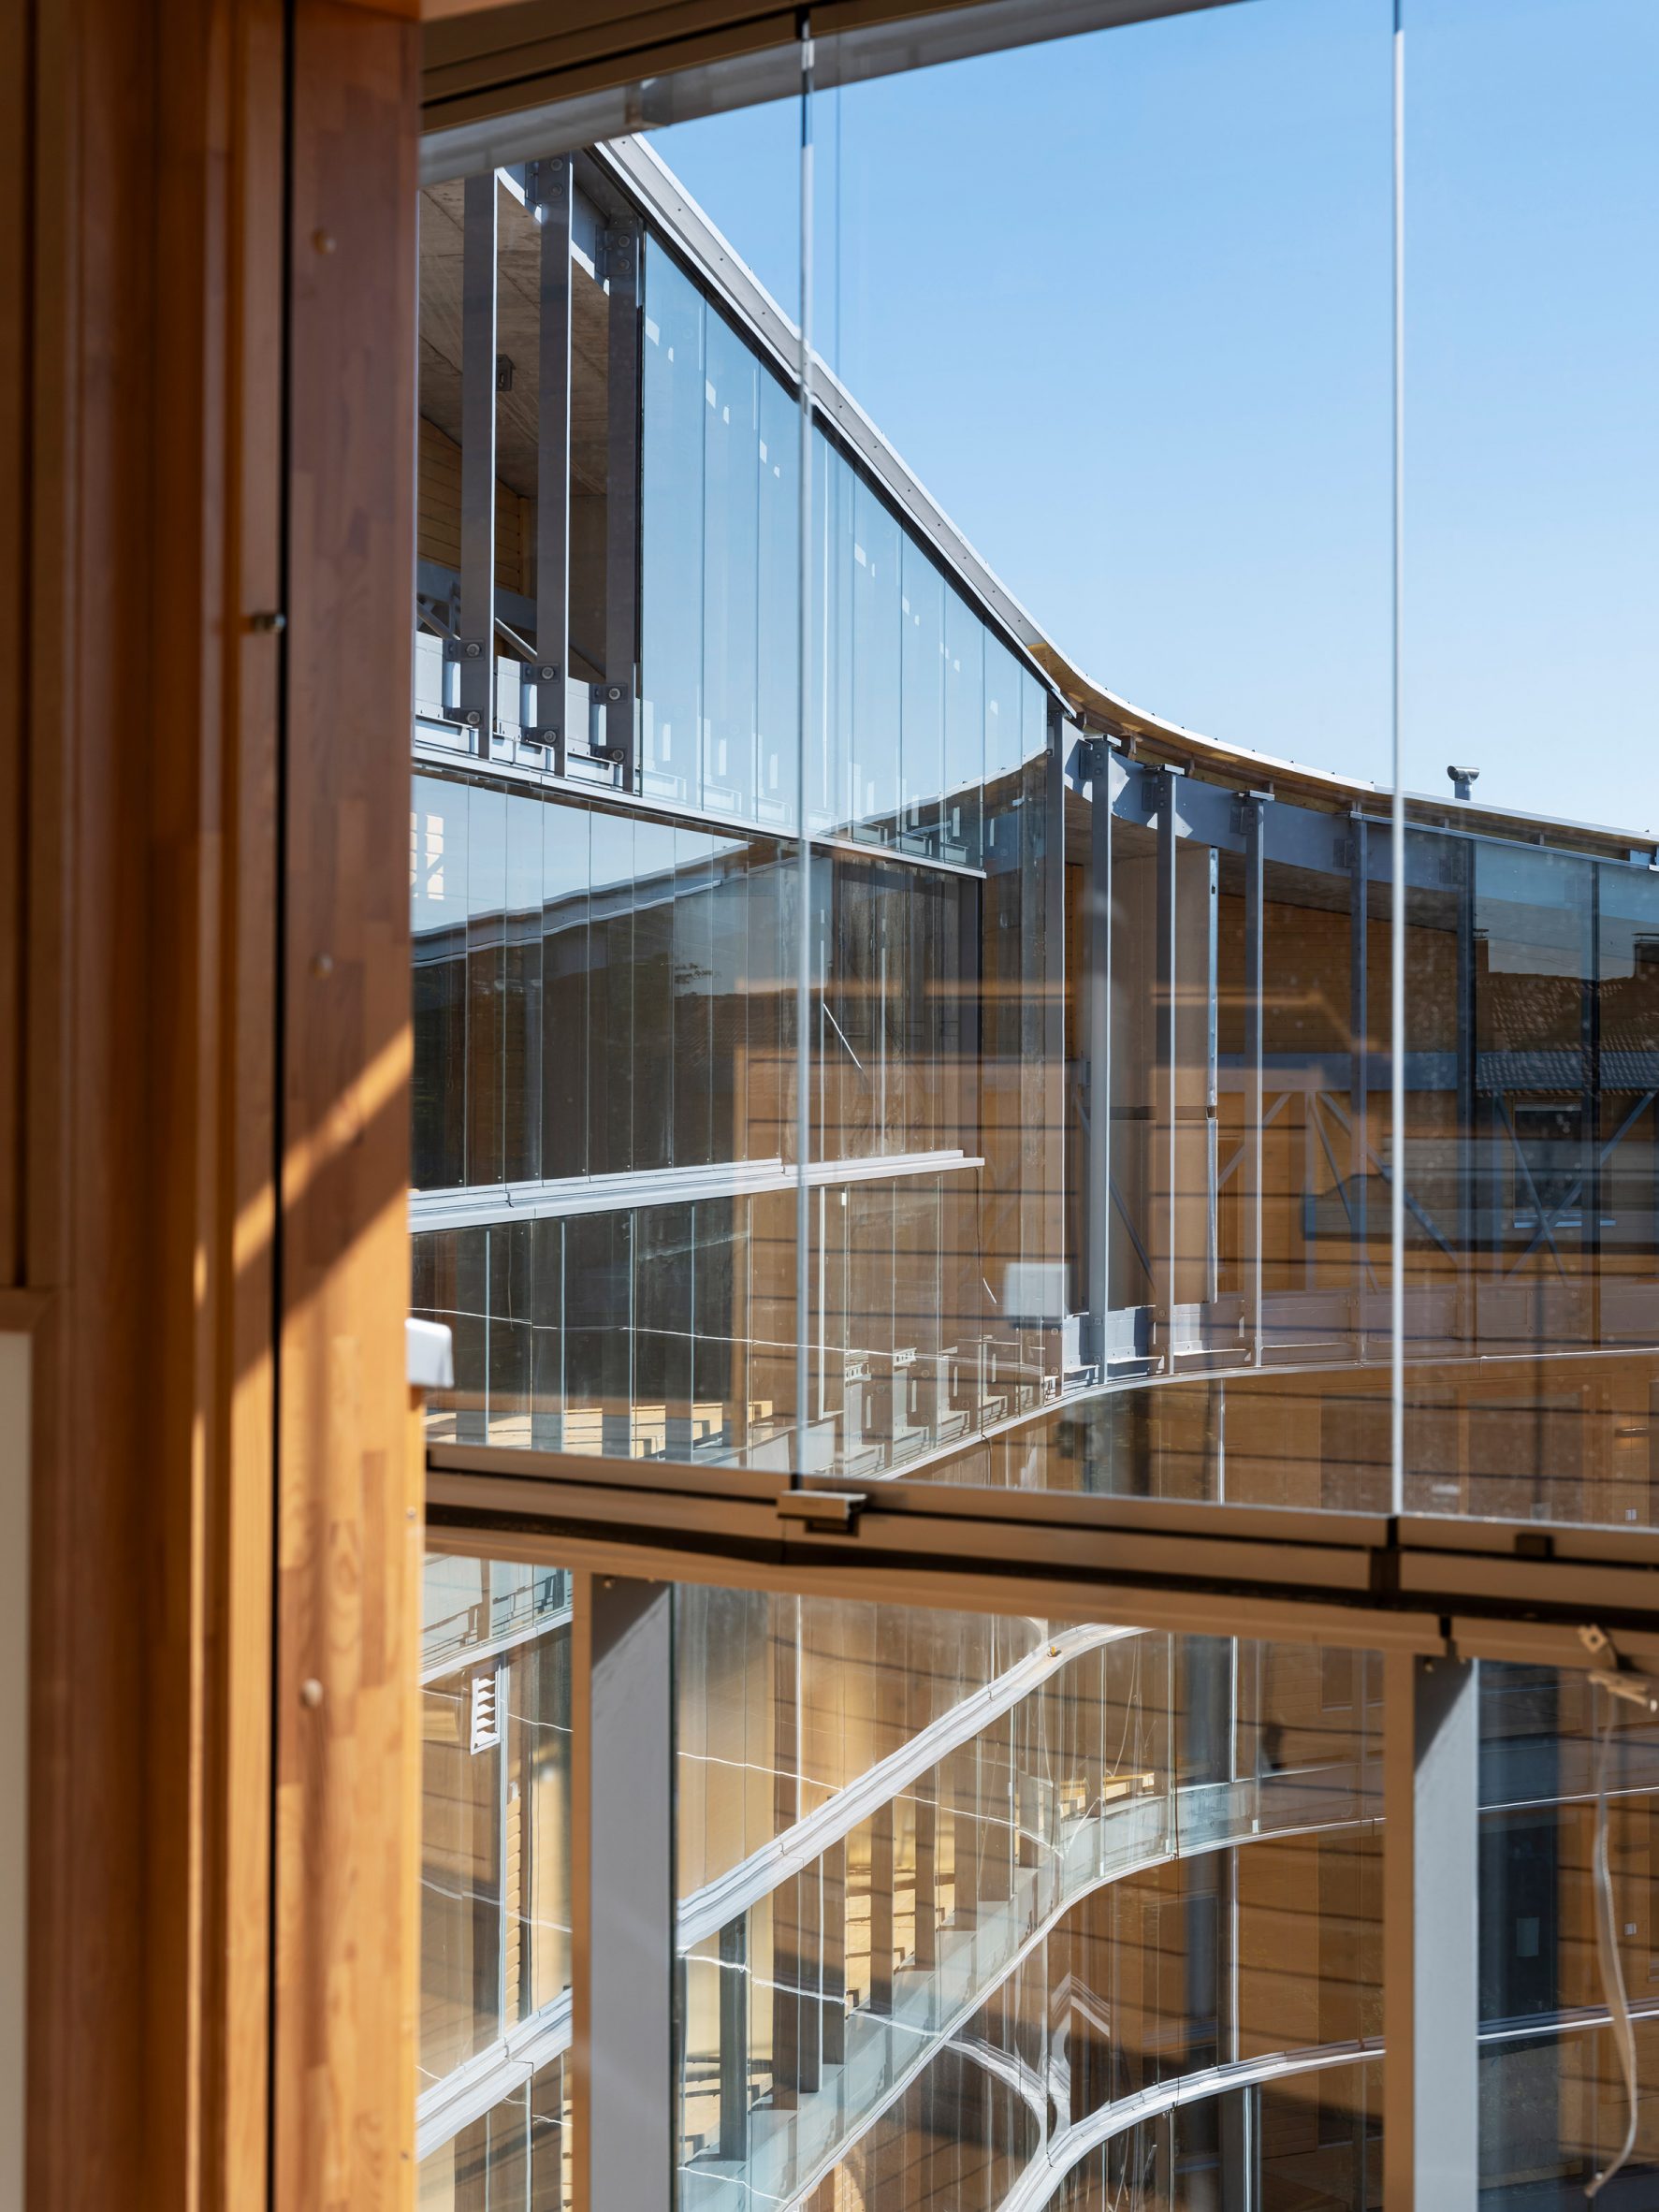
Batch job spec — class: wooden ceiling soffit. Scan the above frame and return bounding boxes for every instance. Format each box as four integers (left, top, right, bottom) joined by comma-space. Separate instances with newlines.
421, 0, 1244, 167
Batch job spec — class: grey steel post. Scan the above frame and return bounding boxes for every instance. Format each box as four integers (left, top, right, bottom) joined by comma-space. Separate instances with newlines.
1381, 1651, 1479, 2212
1045, 707, 1070, 1351
570, 1572, 675, 2212
1154, 767, 1178, 1366
1086, 741, 1113, 1369
601, 214, 641, 776
528, 156, 572, 774
1243, 796, 1265, 1364
718, 1915, 749, 2161
457, 168, 498, 746
822, 1838, 847, 2063
914, 1774, 938, 1971
868, 1804, 895, 2016
1350, 812, 1370, 1332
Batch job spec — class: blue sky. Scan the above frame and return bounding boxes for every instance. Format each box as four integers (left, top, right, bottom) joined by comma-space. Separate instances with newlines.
650, 0, 1658, 837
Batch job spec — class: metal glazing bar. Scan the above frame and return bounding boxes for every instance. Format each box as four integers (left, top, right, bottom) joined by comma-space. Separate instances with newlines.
528, 155, 573, 773
571, 1571, 675, 2212
602, 213, 641, 774
1242, 796, 1265, 1365
457, 168, 499, 741
1381, 1652, 1478, 2212
1154, 768, 1178, 1364
1045, 709, 1070, 1340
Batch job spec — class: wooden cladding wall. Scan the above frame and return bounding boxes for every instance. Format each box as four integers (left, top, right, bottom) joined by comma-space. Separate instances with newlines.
418, 413, 534, 595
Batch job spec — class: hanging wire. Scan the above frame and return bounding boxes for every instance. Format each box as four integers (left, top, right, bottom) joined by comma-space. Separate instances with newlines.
1585, 1676, 1639, 2200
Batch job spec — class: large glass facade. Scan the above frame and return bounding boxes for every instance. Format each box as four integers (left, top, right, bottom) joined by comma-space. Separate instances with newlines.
412, 0, 1659, 2202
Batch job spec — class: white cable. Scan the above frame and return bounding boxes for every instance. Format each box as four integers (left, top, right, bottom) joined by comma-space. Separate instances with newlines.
1585, 1678, 1639, 2200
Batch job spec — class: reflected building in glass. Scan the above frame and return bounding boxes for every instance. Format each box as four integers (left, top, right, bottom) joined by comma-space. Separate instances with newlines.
412, 138, 1659, 2211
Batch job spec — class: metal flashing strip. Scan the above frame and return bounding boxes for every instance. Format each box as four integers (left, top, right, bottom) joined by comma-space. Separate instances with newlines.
419, 0, 1251, 177
410, 1146, 983, 1231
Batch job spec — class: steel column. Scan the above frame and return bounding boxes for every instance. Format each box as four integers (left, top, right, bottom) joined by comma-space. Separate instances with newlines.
457, 168, 498, 742
1381, 1651, 1479, 2212
1086, 743, 1113, 1367
601, 215, 642, 775
528, 156, 573, 773
1046, 710, 1070, 1344
914, 1774, 938, 1971
1154, 768, 1178, 1365
1243, 797, 1265, 1364
718, 1914, 749, 2161
868, 1804, 895, 2016
822, 1837, 848, 2062
571, 1572, 675, 2212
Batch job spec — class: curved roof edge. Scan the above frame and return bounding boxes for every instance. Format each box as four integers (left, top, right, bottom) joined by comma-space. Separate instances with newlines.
602, 134, 1658, 870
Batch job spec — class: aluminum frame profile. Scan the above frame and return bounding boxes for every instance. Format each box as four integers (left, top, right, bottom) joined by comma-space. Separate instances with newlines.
424, 1438, 1659, 1675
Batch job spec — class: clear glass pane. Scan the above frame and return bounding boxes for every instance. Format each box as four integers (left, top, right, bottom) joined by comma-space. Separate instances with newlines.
1397, 0, 1659, 1506
674, 1584, 1382, 2207
413, 122, 804, 1470
419, 1550, 574, 2207
1480, 1660, 1659, 2200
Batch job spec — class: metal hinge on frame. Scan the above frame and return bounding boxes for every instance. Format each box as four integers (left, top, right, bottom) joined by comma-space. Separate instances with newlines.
776, 1490, 869, 1536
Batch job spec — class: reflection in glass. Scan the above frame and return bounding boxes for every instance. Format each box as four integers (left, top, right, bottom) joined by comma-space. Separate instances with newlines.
674, 1588, 1383, 2209
419, 1553, 573, 2205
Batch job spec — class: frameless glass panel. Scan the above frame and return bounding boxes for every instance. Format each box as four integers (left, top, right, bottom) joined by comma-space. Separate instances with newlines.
1398, 0, 1659, 1519
415, 115, 806, 1474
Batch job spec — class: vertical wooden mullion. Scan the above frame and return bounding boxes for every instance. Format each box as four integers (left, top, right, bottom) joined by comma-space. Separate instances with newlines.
275, 8, 421, 2212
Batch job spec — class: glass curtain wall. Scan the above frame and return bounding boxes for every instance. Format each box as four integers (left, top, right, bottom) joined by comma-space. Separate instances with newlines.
411, 0, 1659, 2204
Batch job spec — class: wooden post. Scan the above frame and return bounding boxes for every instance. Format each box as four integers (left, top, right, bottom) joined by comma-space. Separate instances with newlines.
8, 1, 420, 2206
